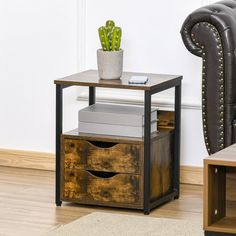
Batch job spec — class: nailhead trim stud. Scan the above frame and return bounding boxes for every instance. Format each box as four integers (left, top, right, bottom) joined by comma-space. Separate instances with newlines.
191, 22, 224, 154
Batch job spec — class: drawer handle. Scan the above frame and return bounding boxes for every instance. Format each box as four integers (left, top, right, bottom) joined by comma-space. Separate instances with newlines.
88, 141, 117, 149
87, 170, 117, 179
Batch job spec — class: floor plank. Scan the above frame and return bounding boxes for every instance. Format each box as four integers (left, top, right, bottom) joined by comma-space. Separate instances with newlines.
0, 166, 203, 236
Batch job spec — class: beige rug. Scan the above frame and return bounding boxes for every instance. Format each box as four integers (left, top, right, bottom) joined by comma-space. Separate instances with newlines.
44, 212, 203, 236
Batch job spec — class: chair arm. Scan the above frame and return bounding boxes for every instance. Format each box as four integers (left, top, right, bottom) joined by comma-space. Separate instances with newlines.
181, 1, 236, 154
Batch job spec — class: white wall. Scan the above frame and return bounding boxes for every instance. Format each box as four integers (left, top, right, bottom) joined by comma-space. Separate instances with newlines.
0, 0, 213, 166
79, 0, 212, 166
0, 0, 77, 152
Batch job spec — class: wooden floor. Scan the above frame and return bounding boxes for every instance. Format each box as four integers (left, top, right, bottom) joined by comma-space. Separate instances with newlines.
0, 166, 203, 236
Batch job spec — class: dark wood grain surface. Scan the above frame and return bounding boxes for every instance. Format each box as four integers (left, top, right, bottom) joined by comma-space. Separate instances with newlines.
150, 131, 173, 201
62, 169, 142, 207
63, 139, 141, 174
61, 129, 173, 209
54, 70, 182, 91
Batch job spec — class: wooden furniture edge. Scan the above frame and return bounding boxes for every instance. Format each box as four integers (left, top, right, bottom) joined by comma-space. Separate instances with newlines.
204, 224, 236, 235
0, 148, 203, 185
204, 158, 236, 167
203, 160, 209, 230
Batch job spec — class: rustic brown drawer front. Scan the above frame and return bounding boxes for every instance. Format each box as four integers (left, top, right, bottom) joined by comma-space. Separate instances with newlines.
63, 139, 141, 174
62, 169, 142, 206
63, 169, 86, 200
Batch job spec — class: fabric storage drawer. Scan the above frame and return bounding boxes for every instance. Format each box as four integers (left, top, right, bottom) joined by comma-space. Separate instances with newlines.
61, 169, 142, 207
62, 139, 141, 174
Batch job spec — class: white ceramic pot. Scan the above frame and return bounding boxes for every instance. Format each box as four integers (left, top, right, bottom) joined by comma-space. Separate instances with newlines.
97, 49, 123, 79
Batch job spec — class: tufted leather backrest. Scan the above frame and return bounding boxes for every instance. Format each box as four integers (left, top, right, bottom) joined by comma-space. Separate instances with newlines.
181, 0, 236, 154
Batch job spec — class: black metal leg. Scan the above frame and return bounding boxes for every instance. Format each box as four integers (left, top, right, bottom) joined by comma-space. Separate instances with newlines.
89, 87, 96, 105
173, 82, 181, 199
144, 91, 151, 214
56, 84, 63, 206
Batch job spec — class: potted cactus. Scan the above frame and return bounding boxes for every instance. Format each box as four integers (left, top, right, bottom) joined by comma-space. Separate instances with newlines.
97, 20, 123, 79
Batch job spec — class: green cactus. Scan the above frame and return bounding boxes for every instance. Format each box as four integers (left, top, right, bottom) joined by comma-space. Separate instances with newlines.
106, 20, 115, 29
111, 27, 122, 51
98, 26, 110, 51
106, 20, 115, 50
98, 20, 122, 51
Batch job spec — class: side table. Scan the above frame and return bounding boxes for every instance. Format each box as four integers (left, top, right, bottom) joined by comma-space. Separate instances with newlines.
54, 70, 182, 214
204, 143, 236, 235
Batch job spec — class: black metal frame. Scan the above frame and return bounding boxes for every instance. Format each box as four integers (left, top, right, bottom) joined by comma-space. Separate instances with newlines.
55, 80, 182, 214
205, 231, 236, 236
143, 82, 182, 214
56, 84, 62, 206
89, 86, 96, 105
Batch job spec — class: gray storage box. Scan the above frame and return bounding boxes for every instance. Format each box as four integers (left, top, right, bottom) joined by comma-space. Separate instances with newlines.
78, 120, 157, 138
79, 103, 157, 127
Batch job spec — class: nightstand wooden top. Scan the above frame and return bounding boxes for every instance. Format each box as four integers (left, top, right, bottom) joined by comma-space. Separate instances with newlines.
54, 70, 182, 91
204, 143, 236, 167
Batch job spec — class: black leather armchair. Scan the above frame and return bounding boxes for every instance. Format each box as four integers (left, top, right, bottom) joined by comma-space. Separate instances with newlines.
181, 0, 236, 154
